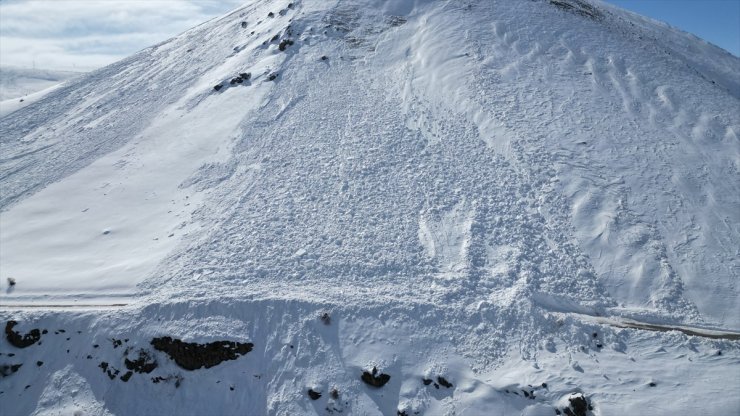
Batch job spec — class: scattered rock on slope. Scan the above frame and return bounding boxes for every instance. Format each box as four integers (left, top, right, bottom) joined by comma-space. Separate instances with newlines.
562, 393, 592, 416
0, 364, 22, 378
150, 336, 254, 370
5, 321, 42, 348
361, 367, 391, 387
124, 349, 158, 373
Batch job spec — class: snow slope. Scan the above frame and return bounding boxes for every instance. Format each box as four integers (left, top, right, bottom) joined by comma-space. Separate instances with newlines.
1, 0, 739, 415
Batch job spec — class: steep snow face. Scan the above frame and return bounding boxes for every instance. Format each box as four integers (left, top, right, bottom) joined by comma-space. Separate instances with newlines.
1, 0, 739, 415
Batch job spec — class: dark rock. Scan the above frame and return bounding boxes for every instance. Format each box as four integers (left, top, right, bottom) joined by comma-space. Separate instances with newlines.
271, 34, 279, 42
36, 361, 43, 367
7, 278, 15, 286
5, 321, 42, 348
555, 409, 561, 415
437, 376, 453, 388
151, 336, 253, 371
321, 55, 328, 61
648, 382, 656, 387
398, 411, 408, 416
214, 84, 223, 91
330, 388, 339, 399
41, 330, 48, 335
120, 371, 133, 382
287, 3, 294, 9
268, 73, 279, 81
0, 364, 22, 378
422, 378, 433, 385
542, 382, 548, 388
278, 39, 294, 51
592, 332, 597, 338
566, 393, 589, 416
125, 349, 158, 374
320, 312, 331, 325
241, 21, 247, 28
268, 12, 275, 18
361, 367, 391, 388
230, 386, 234, 391
308, 389, 322, 400
93, 344, 99, 348
595, 343, 603, 348
99, 362, 119, 380
239, 72, 251, 81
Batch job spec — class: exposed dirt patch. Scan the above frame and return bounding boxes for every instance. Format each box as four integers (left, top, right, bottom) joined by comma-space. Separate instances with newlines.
150, 337, 253, 371
5, 321, 41, 348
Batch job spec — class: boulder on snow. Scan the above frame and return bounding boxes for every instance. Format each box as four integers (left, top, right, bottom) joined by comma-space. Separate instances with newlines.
5, 321, 41, 348
151, 336, 254, 371
361, 367, 391, 387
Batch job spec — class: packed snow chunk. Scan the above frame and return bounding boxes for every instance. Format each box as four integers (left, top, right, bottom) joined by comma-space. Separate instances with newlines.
32, 366, 113, 416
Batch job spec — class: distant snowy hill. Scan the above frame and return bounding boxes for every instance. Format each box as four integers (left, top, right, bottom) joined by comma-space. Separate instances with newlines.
1, 1, 738, 415
0, 66, 82, 100
0, 66, 83, 117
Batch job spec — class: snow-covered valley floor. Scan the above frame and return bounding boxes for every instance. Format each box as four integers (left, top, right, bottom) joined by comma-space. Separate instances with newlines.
1, 0, 739, 415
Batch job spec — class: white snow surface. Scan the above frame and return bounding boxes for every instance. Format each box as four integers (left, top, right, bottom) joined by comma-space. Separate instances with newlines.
1, 0, 739, 415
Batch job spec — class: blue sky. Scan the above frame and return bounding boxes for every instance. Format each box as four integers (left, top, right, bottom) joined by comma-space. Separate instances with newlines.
608, 0, 740, 56
0, 0, 738, 71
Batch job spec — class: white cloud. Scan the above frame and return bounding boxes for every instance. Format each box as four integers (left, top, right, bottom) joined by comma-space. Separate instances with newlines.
0, 0, 246, 71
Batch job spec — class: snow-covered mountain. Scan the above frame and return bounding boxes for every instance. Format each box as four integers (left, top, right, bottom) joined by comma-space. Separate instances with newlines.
1, 1, 738, 415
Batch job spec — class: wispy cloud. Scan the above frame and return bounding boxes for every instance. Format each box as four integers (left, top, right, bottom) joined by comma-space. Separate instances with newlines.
0, 0, 245, 71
